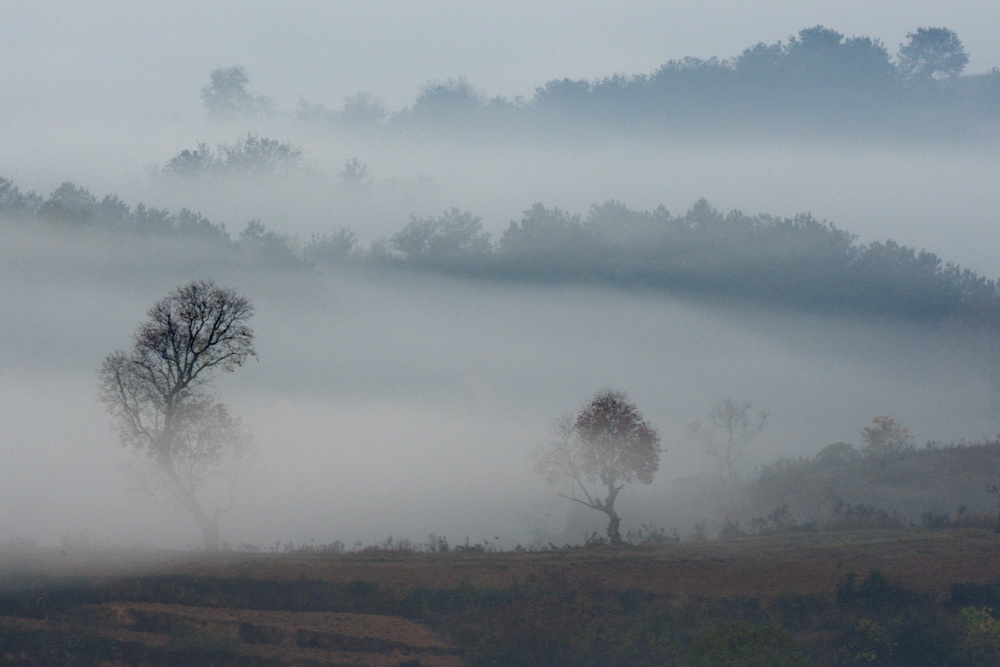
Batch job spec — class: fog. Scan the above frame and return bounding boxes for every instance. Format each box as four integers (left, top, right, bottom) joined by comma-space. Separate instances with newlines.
1, 226, 994, 548
8, 120, 1000, 278
3, 4, 1000, 549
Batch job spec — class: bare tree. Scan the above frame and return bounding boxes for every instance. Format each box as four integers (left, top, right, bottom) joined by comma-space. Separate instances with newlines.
98, 281, 255, 551
689, 397, 768, 480
535, 390, 661, 545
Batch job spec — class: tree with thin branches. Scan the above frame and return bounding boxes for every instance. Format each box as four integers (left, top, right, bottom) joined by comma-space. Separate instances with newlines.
98, 280, 255, 551
689, 397, 768, 480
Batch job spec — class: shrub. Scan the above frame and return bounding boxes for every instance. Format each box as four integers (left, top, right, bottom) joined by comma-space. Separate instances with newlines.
816, 441, 859, 464
956, 606, 1000, 666
686, 622, 811, 666
861, 417, 914, 460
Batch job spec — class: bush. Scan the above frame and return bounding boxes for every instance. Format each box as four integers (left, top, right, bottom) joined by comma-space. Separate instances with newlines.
956, 606, 1000, 666
686, 622, 811, 666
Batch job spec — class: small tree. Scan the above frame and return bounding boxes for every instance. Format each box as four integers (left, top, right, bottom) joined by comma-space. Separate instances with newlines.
98, 281, 255, 551
0, 177, 42, 220
338, 157, 370, 186
303, 227, 358, 265
217, 135, 303, 177
535, 390, 661, 545
408, 77, 484, 123
201, 66, 274, 119
860, 416, 914, 460
689, 397, 768, 480
898, 27, 969, 83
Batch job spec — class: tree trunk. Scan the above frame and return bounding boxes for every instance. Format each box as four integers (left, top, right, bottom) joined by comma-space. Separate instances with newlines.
198, 514, 220, 553
159, 457, 221, 552
601, 480, 624, 546
605, 510, 622, 546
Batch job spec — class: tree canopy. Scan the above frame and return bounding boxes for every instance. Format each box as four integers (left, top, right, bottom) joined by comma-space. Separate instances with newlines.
201, 66, 274, 119
535, 390, 661, 545
898, 27, 969, 83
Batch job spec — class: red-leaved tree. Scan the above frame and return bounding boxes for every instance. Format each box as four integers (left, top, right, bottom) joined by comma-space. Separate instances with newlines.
535, 390, 661, 545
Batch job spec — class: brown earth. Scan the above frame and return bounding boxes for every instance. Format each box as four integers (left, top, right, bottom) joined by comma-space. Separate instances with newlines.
0, 603, 463, 666
1, 528, 998, 665
151, 527, 1000, 597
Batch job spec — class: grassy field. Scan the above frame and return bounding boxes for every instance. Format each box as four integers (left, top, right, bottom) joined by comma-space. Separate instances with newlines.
1, 527, 999, 665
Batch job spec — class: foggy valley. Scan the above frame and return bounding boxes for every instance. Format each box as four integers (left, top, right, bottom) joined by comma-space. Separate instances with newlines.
9, 6, 1000, 664
2, 183, 997, 549
3, 3, 1000, 554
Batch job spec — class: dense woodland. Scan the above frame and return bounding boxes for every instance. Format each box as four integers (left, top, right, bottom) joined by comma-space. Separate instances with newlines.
239, 25, 1000, 141
5, 173, 1000, 334
10, 24, 992, 332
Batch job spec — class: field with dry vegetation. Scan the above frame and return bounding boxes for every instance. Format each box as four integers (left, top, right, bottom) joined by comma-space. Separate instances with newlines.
2, 526, 999, 665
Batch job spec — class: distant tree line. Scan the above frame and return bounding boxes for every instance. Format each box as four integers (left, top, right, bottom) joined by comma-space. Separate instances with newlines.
382, 200, 1000, 331
216, 26, 1000, 140
1, 178, 230, 242
4, 176, 1000, 334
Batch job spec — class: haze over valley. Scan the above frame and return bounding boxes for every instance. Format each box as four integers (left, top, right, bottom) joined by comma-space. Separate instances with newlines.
3, 2, 1000, 551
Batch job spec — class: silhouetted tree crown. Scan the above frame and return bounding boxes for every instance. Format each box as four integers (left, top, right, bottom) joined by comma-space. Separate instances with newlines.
201, 66, 274, 119
389, 208, 491, 267
861, 416, 915, 459
535, 390, 661, 545
898, 27, 969, 83
573, 390, 661, 487
98, 281, 255, 551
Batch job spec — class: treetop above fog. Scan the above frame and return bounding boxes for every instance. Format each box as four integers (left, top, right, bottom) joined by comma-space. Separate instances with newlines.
261, 24, 995, 140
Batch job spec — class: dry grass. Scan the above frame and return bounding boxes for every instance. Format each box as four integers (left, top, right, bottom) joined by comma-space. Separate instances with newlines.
1, 527, 998, 665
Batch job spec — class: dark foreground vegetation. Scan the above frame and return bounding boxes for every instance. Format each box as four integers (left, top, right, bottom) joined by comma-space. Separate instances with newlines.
5, 438, 1000, 664
1, 527, 999, 666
